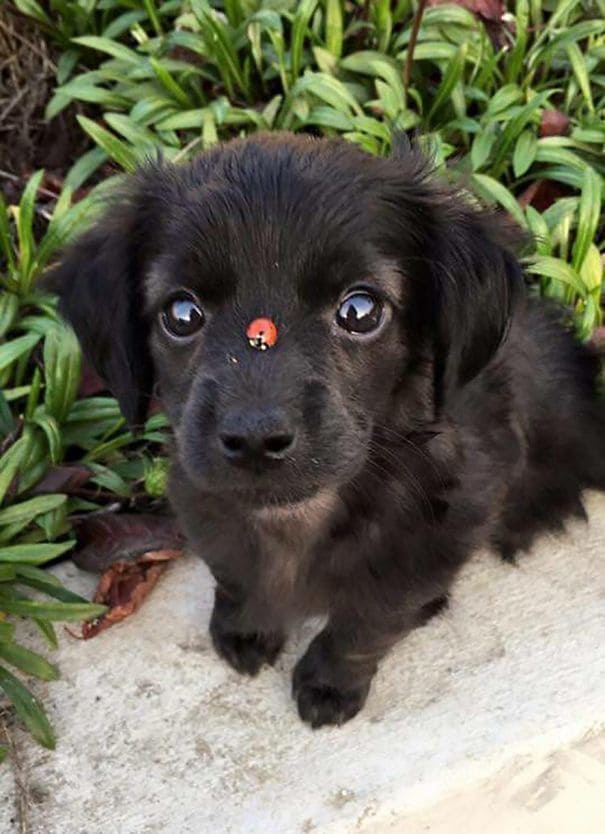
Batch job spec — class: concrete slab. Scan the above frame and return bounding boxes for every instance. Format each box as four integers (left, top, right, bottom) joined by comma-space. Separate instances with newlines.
1, 492, 604, 834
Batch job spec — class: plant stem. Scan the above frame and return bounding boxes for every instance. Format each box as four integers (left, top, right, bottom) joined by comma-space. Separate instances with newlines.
404, 0, 429, 92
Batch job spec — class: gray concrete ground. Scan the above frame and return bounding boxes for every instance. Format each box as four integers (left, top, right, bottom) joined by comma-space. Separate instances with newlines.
1, 492, 604, 834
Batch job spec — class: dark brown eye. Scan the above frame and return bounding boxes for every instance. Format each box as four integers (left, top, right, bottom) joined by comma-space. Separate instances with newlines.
336, 291, 383, 335
161, 295, 204, 338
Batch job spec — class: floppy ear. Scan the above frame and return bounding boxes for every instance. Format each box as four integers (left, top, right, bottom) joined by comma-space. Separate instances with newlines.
386, 141, 525, 408
46, 183, 158, 426
429, 203, 526, 406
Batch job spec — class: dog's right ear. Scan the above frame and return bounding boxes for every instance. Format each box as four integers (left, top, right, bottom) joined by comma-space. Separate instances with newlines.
46, 181, 159, 426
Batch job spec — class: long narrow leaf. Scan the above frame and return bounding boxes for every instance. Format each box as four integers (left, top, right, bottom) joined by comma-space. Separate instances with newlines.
0, 664, 56, 749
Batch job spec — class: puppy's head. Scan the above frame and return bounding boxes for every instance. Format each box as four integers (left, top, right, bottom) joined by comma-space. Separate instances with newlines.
50, 134, 523, 507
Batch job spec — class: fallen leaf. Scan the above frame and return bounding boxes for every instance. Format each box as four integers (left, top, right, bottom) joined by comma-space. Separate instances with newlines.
539, 110, 570, 138
80, 549, 182, 638
32, 465, 91, 495
71, 512, 184, 573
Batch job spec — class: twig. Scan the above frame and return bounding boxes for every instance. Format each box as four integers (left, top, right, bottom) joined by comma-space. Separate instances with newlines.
0, 169, 59, 202
0, 87, 28, 125
404, 0, 429, 92
172, 135, 204, 164
0, 12, 57, 72
0, 711, 31, 834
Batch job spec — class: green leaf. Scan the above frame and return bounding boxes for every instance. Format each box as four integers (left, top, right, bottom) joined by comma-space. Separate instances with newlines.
291, 0, 319, 82
16, 170, 44, 287
422, 5, 476, 27
34, 619, 58, 650
0, 195, 17, 276
0, 437, 30, 504
0, 565, 16, 582
13, 0, 51, 27
525, 206, 551, 256
470, 174, 527, 228
191, 0, 249, 99
513, 130, 538, 178
77, 117, 138, 173
534, 143, 589, 172
340, 51, 405, 113
0, 291, 19, 338
485, 84, 523, 117
292, 72, 362, 115
72, 36, 141, 66
15, 565, 93, 605
0, 664, 56, 749
155, 110, 205, 130
54, 80, 131, 110
0, 333, 40, 371
0, 622, 15, 641
406, 42, 458, 62
0, 495, 66, 528
0, 592, 106, 622
103, 114, 162, 149
0, 390, 14, 438
35, 194, 102, 273
30, 412, 62, 464
0, 642, 59, 682
325, 0, 343, 58
571, 167, 602, 272
471, 124, 497, 171
149, 57, 192, 108
0, 541, 74, 565
64, 148, 108, 192
56, 49, 79, 85
43, 323, 82, 423
565, 42, 594, 112
526, 257, 587, 297
491, 92, 549, 176
579, 244, 603, 293
428, 45, 467, 123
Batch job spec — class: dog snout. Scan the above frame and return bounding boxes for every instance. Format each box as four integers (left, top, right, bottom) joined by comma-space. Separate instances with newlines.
218, 407, 297, 467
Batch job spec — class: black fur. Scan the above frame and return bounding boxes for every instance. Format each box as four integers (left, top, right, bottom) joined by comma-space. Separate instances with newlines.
49, 133, 605, 728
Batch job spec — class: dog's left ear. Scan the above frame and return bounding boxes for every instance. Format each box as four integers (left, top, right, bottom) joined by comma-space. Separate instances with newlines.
387, 142, 525, 406
46, 179, 159, 426
429, 203, 526, 405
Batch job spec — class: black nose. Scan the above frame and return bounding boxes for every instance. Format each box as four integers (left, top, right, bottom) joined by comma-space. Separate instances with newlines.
218, 408, 297, 466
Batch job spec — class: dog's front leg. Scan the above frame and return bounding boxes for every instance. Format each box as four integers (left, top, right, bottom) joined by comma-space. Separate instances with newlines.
209, 583, 285, 676
292, 595, 446, 728
292, 619, 386, 728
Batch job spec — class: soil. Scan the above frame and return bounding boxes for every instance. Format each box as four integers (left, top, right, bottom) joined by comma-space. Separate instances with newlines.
0, 6, 90, 199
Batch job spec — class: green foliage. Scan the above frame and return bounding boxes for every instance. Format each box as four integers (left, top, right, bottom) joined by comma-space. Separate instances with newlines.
0, 177, 170, 751
3, 0, 604, 753
15, 0, 603, 334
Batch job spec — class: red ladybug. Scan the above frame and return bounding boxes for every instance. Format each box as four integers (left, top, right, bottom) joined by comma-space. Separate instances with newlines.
246, 317, 278, 351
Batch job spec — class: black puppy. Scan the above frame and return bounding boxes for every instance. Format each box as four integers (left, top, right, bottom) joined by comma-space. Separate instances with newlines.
51, 133, 605, 727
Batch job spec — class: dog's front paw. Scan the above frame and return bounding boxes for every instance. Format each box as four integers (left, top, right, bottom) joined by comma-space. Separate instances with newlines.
210, 627, 284, 676
292, 648, 371, 728
294, 680, 369, 728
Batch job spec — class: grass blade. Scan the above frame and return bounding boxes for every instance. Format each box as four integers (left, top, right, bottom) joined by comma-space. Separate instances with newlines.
0, 642, 59, 682
0, 665, 56, 749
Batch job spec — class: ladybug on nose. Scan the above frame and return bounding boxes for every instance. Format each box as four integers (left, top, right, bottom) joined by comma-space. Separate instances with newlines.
246, 317, 278, 351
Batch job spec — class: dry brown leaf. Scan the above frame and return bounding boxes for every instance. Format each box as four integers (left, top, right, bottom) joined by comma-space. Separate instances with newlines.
32, 465, 91, 496
80, 549, 183, 639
